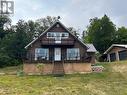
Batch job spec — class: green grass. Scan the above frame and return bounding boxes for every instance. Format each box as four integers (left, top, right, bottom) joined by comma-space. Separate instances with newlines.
0, 65, 22, 75
0, 62, 127, 95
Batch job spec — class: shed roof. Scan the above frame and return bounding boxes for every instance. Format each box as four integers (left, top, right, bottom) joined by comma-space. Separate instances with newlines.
86, 44, 97, 52
104, 44, 127, 54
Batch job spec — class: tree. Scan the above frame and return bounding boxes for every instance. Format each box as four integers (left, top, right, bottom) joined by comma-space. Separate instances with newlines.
68, 27, 80, 37
114, 27, 127, 44
12, 20, 29, 59
36, 16, 58, 34
27, 20, 38, 41
0, 15, 11, 39
84, 15, 116, 54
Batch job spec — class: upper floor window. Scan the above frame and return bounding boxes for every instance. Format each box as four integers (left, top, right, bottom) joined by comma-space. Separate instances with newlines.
62, 33, 69, 38
47, 32, 69, 39
47, 32, 54, 38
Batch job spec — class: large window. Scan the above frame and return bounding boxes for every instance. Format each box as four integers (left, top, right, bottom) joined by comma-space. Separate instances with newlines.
47, 32, 69, 39
35, 48, 49, 60
119, 50, 127, 61
110, 53, 116, 62
67, 48, 80, 60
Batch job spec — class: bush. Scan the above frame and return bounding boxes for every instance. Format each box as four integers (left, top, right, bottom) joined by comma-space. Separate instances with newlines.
17, 70, 24, 77
0, 53, 22, 68
36, 63, 45, 74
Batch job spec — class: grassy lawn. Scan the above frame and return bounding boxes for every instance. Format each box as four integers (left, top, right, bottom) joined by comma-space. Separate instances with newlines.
0, 62, 127, 95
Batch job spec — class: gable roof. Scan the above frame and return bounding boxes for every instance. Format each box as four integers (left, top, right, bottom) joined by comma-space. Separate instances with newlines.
104, 44, 127, 54
25, 20, 88, 49
86, 44, 97, 52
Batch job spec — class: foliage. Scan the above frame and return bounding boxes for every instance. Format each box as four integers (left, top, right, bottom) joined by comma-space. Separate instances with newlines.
36, 16, 58, 35
0, 53, 20, 68
114, 27, 127, 44
68, 27, 80, 37
36, 63, 45, 74
17, 70, 24, 77
0, 16, 58, 67
83, 15, 116, 54
0, 65, 22, 74
0, 15, 11, 39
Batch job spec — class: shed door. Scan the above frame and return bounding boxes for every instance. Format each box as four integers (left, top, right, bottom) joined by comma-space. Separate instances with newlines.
110, 53, 116, 62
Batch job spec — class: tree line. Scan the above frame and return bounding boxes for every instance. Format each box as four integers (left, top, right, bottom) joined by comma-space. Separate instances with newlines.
82, 14, 127, 61
0, 14, 127, 67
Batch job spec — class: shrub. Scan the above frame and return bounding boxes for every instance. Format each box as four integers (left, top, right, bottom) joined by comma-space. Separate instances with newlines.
17, 70, 24, 76
0, 54, 11, 67
36, 63, 45, 74
0, 53, 22, 68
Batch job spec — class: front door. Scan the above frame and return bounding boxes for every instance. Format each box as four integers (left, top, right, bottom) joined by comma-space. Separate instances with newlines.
54, 48, 61, 61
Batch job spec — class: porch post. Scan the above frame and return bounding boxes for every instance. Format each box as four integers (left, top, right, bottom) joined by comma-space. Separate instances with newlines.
107, 54, 111, 62
116, 52, 120, 61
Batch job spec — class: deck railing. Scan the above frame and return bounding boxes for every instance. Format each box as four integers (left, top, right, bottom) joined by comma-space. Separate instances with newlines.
41, 39, 75, 45
23, 54, 92, 64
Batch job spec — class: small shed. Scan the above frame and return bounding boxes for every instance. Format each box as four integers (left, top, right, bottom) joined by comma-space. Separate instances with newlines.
86, 44, 97, 64
104, 44, 127, 62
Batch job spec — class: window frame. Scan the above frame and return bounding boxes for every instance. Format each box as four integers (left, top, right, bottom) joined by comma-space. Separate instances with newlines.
67, 48, 80, 60
35, 48, 49, 60
110, 53, 116, 62
118, 50, 127, 61
47, 32, 69, 39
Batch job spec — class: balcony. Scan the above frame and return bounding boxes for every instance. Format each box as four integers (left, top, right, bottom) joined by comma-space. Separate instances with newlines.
41, 39, 75, 46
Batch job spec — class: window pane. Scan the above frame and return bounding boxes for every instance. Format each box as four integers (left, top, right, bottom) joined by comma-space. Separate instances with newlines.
119, 50, 127, 60
110, 53, 116, 62
47, 33, 51, 37
67, 48, 80, 60
35, 48, 49, 60
47, 32, 69, 38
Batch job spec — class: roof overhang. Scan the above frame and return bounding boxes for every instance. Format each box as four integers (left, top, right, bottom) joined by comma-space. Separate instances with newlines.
86, 44, 97, 53
104, 44, 127, 54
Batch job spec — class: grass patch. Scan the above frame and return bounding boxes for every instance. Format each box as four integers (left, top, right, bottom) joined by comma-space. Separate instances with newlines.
0, 65, 22, 75
0, 62, 127, 94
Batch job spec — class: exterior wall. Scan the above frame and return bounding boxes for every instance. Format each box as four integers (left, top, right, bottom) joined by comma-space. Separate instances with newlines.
63, 63, 91, 74
87, 52, 96, 64
23, 63, 92, 75
23, 64, 53, 74
107, 46, 127, 62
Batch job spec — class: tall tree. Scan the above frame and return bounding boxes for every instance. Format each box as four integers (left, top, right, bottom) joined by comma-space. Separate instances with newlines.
68, 27, 80, 37
84, 15, 116, 53
36, 16, 58, 34
13, 20, 29, 59
114, 27, 127, 44
0, 15, 11, 39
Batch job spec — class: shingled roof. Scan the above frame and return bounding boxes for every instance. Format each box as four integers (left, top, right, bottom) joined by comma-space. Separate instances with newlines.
86, 44, 97, 52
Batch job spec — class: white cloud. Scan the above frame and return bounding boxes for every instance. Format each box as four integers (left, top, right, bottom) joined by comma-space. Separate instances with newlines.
11, 0, 127, 34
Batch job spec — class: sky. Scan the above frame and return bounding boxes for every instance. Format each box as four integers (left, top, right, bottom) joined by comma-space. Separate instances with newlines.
11, 0, 127, 34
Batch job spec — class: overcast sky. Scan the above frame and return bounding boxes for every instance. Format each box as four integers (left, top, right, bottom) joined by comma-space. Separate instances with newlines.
11, 0, 127, 33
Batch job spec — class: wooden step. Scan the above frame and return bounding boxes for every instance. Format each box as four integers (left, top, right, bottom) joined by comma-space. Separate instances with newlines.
52, 61, 64, 75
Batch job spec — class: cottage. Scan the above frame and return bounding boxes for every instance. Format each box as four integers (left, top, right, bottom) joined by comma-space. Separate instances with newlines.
24, 20, 96, 75
104, 44, 127, 62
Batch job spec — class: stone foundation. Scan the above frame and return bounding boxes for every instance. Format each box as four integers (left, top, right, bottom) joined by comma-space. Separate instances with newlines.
23, 63, 92, 75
